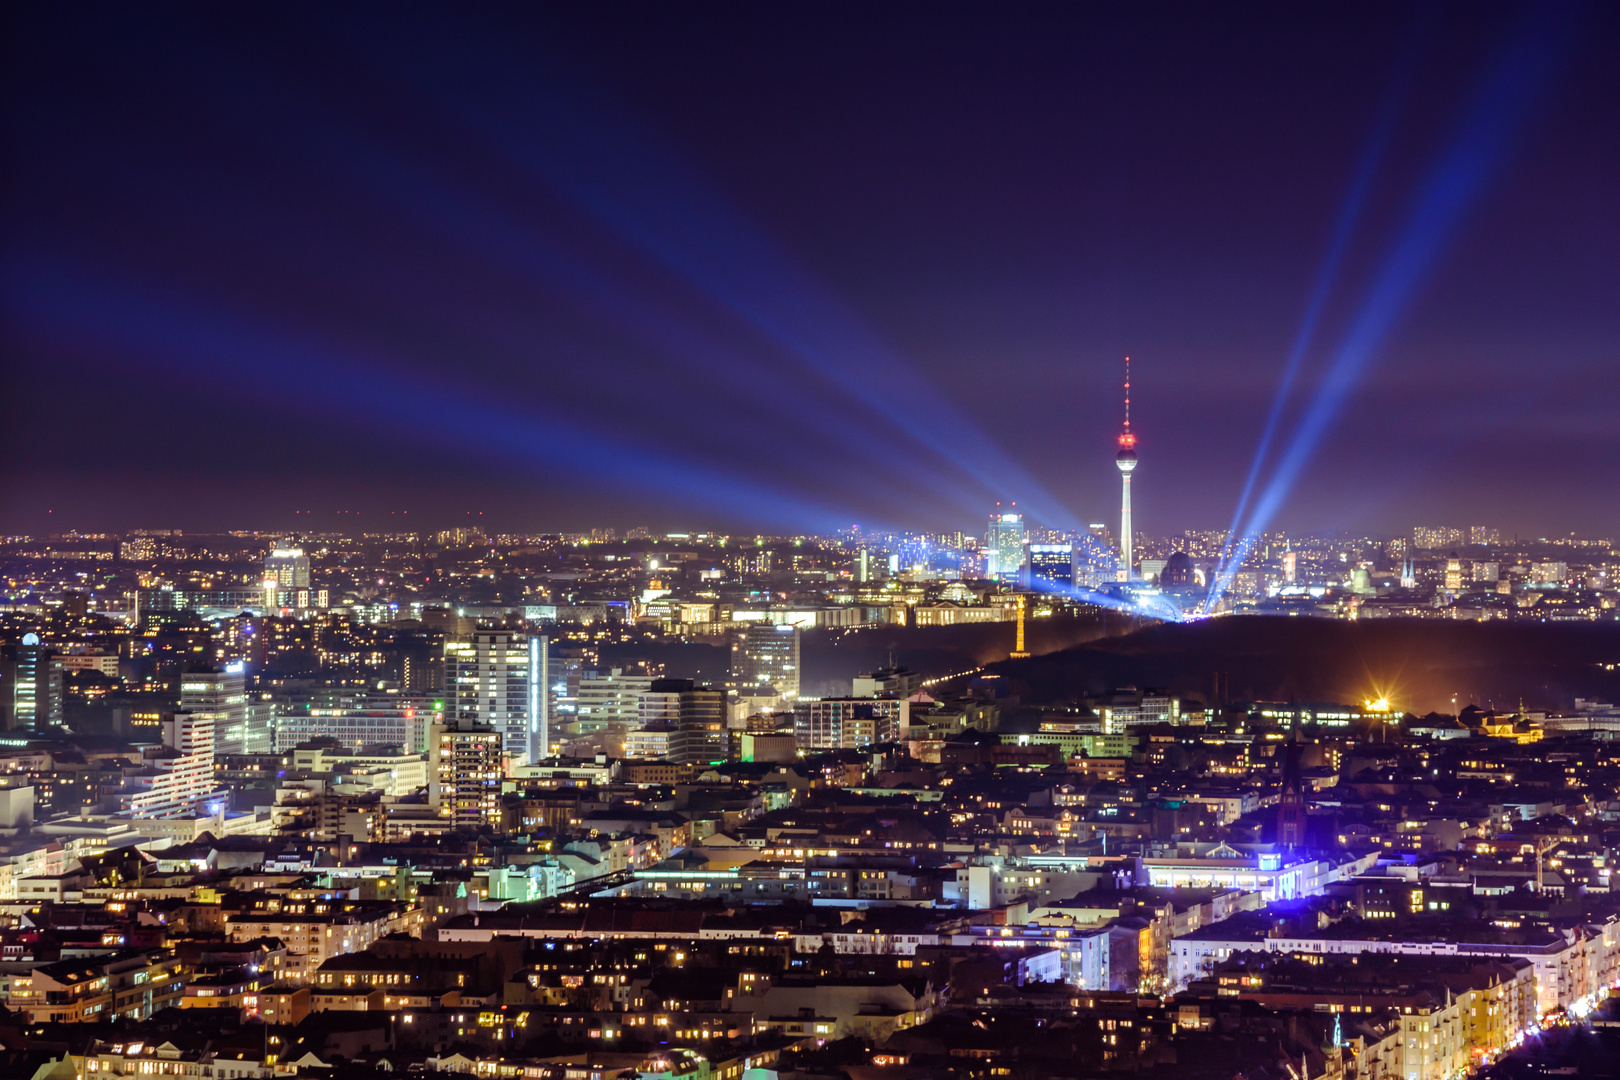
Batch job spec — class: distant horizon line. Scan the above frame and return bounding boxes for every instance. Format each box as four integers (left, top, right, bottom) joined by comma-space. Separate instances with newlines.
4, 524, 1614, 546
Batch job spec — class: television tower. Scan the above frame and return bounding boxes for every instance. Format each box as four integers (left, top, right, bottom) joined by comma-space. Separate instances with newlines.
1115, 356, 1137, 582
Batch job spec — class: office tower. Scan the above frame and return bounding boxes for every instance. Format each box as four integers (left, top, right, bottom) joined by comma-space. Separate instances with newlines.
528, 634, 550, 763
575, 668, 657, 733
398, 637, 444, 694
1473, 561, 1500, 584
635, 679, 725, 764
180, 668, 255, 756
1281, 547, 1297, 585
264, 545, 311, 589
792, 698, 904, 750
4, 633, 62, 732
444, 630, 532, 763
729, 623, 801, 699
856, 548, 872, 582
1029, 544, 1077, 590
1115, 357, 1137, 581
428, 718, 503, 830
1074, 531, 1113, 590
1469, 526, 1500, 546
986, 510, 1027, 583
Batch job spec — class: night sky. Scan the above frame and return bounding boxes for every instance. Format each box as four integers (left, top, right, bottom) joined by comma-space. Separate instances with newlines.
3, 3, 1617, 538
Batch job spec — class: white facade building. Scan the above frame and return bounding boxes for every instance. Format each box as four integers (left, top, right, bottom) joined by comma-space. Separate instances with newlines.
180, 669, 263, 756
445, 631, 535, 763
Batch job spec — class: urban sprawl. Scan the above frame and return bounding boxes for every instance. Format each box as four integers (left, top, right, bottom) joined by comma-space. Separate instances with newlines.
0, 522, 1616, 1080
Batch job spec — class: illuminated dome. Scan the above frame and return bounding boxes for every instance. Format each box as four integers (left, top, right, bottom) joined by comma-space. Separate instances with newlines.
1115, 448, 1137, 472
1160, 551, 1194, 586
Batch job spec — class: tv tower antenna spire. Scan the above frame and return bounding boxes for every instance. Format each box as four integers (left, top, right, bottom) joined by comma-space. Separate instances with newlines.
1123, 354, 1131, 433
1115, 356, 1138, 582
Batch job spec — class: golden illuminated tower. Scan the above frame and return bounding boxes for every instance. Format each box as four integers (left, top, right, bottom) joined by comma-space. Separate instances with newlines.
1010, 594, 1029, 659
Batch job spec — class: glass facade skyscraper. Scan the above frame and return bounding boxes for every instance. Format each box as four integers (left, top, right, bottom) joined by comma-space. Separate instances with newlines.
1029, 544, 1077, 589
986, 512, 1027, 584
729, 622, 801, 699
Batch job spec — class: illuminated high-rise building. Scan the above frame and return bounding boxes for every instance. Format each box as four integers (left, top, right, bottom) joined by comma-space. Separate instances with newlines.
445, 630, 538, 764
574, 668, 657, 735
633, 679, 725, 764
264, 545, 311, 589
428, 718, 503, 830
180, 667, 262, 756
4, 633, 61, 732
528, 634, 551, 764
1115, 357, 1138, 581
986, 509, 1027, 583
729, 623, 801, 699
1029, 544, 1077, 589
1077, 527, 1113, 589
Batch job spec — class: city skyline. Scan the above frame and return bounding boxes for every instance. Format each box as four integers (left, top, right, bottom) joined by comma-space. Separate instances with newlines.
4, 4, 1619, 538
9, 518, 1613, 548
